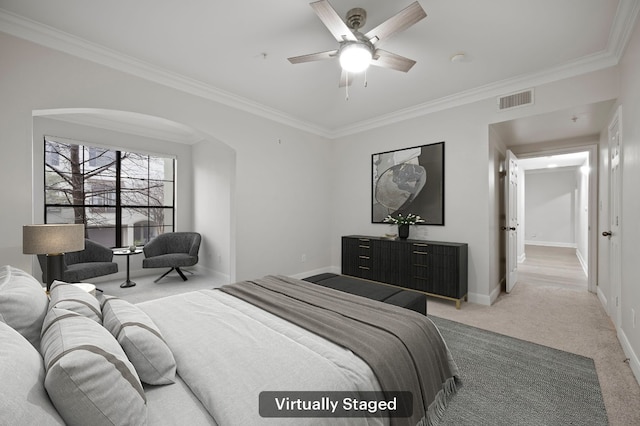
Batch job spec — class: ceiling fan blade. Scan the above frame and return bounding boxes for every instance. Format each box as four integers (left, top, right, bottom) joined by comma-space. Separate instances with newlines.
288, 49, 338, 64
371, 49, 417, 72
338, 69, 354, 87
365, 2, 426, 45
310, 0, 357, 42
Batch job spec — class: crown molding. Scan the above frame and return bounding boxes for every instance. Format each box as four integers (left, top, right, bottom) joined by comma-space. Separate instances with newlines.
0, 8, 332, 139
608, 0, 640, 59
330, 49, 619, 138
2, 2, 637, 140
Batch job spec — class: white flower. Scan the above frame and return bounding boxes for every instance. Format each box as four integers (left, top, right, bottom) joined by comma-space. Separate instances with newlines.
383, 213, 425, 225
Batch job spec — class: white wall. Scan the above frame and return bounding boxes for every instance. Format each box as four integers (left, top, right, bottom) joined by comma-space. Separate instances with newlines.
0, 32, 332, 283
524, 168, 577, 247
611, 13, 640, 383
192, 138, 235, 282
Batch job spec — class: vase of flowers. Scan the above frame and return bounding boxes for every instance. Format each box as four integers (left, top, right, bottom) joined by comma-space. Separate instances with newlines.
383, 213, 425, 239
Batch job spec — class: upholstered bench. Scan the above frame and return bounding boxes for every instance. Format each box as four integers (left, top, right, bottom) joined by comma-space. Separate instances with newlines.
303, 273, 426, 315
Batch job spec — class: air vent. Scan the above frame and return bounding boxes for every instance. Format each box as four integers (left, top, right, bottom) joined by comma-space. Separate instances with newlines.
497, 89, 534, 110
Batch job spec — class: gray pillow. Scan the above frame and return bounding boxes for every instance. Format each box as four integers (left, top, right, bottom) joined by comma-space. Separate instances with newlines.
40, 307, 147, 426
0, 321, 65, 425
49, 280, 102, 323
0, 265, 49, 349
100, 294, 177, 385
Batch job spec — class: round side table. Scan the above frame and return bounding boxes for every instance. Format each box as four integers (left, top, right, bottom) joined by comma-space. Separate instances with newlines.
71, 282, 97, 296
113, 248, 143, 288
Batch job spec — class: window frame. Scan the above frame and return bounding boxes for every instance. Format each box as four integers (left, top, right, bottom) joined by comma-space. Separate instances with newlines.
43, 136, 176, 248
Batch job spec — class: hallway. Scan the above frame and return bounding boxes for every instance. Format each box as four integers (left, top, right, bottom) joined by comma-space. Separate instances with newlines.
517, 244, 588, 289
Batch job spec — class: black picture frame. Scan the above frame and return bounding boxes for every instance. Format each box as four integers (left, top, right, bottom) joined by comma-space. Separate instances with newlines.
371, 141, 445, 225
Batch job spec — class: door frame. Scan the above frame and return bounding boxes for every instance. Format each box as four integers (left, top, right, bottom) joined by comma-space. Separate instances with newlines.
512, 143, 599, 293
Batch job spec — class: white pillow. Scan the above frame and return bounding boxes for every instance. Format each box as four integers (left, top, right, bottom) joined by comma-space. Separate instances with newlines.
0, 321, 65, 425
40, 307, 147, 426
49, 280, 102, 323
100, 294, 177, 385
0, 265, 48, 348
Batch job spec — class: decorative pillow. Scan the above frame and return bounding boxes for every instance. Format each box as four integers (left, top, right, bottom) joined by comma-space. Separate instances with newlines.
49, 280, 102, 323
40, 308, 147, 426
100, 294, 177, 385
0, 321, 65, 425
0, 265, 49, 349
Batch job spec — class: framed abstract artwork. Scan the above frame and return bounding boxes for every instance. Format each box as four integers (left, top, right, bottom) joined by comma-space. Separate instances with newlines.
371, 141, 444, 225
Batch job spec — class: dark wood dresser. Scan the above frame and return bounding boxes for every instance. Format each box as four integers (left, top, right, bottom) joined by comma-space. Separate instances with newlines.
341, 235, 468, 309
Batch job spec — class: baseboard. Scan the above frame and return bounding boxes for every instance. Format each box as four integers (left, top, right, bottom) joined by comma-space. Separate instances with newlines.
193, 264, 230, 284
618, 327, 640, 387
468, 292, 491, 306
576, 249, 589, 277
525, 241, 577, 249
597, 286, 608, 314
290, 266, 339, 280
491, 279, 505, 305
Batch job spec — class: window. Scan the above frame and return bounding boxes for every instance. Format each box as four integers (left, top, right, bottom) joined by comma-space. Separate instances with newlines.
44, 136, 175, 248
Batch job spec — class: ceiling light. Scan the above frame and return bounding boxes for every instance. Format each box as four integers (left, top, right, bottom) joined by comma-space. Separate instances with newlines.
339, 42, 373, 73
547, 164, 558, 168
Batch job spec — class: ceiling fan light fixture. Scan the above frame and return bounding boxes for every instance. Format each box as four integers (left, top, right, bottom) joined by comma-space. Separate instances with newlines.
339, 43, 373, 73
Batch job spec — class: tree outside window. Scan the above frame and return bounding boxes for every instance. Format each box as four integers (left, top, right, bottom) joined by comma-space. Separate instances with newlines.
44, 137, 175, 248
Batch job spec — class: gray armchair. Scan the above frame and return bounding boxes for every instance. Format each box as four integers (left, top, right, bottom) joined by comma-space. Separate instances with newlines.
142, 232, 201, 282
38, 239, 118, 283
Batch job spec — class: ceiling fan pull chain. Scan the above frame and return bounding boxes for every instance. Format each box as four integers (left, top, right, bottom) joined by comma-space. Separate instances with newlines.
364, 69, 368, 88
345, 72, 350, 100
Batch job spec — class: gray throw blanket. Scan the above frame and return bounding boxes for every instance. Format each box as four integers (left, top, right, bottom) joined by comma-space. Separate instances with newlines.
219, 275, 459, 426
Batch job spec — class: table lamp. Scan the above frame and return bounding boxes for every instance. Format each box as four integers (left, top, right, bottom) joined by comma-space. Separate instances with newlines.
23, 224, 85, 291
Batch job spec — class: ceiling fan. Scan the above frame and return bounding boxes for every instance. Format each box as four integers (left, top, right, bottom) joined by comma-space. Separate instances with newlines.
288, 0, 427, 87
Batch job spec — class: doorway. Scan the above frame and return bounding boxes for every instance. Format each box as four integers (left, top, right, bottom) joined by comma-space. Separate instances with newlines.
511, 148, 596, 293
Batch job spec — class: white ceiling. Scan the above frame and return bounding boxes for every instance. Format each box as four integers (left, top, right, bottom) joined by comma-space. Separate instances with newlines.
1, 0, 638, 139
519, 151, 589, 171
491, 99, 616, 147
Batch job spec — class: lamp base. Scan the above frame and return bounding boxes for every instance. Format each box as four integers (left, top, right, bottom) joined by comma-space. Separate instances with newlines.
45, 254, 64, 292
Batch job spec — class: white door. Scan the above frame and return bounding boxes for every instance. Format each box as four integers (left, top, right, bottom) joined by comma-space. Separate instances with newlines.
607, 108, 622, 327
505, 150, 519, 293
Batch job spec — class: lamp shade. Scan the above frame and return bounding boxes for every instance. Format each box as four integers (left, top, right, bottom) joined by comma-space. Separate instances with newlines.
23, 224, 85, 255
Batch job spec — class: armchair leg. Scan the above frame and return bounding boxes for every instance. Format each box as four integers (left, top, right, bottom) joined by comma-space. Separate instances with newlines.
175, 267, 188, 281
154, 268, 175, 283
153, 267, 190, 283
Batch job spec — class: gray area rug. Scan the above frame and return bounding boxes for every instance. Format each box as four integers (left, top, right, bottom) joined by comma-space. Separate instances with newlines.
430, 316, 608, 426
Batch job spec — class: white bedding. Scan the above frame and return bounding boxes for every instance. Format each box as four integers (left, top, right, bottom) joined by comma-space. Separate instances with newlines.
138, 289, 388, 426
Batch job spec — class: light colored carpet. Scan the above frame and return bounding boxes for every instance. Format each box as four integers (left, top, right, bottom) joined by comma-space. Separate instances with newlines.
92, 266, 226, 304
428, 245, 640, 426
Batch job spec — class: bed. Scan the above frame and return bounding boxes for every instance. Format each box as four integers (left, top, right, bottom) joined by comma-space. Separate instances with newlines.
0, 265, 459, 426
